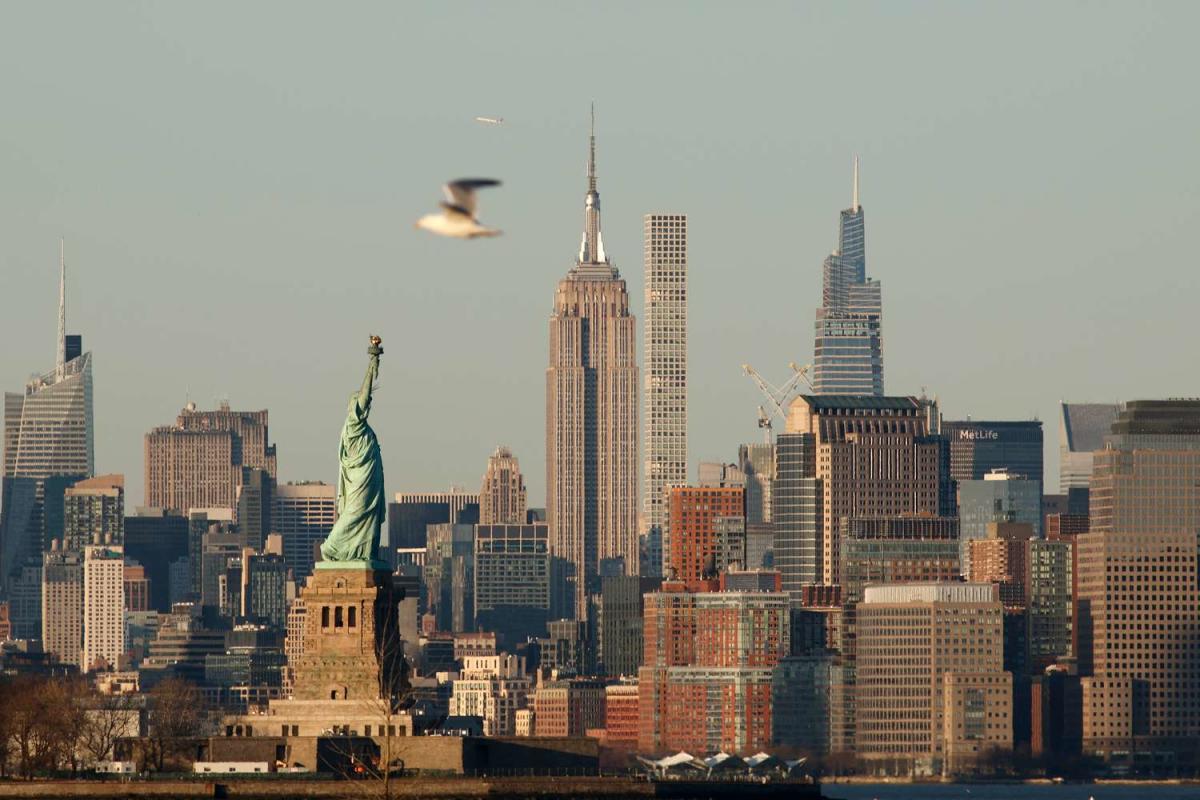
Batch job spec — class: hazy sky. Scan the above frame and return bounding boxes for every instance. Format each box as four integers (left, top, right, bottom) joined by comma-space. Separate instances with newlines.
2, 2, 1197, 507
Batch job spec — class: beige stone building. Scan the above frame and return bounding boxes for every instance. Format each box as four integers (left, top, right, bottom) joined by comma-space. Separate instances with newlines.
782, 395, 952, 587
478, 446, 527, 525
855, 583, 1010, 775
145, 402, 276, 516
1076, 528, 1200, 758
942, 672, 1014, 775
546, 114, 639, 618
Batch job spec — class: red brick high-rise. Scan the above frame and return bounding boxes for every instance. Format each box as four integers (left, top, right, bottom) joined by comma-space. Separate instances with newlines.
666, 486, 744, 589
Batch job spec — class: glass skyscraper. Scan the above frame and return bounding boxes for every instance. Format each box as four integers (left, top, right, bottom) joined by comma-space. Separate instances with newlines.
811, 159, 884, 396
1, 246, 94, 616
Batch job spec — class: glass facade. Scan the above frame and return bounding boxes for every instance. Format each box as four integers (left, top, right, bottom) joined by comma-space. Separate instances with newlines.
811, 183, 884, 397
942, 420, 1044, 486
957, 474, 1042, 576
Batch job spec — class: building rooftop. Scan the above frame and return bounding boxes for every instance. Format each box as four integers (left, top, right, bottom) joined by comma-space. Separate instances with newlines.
797, 395, 920, 412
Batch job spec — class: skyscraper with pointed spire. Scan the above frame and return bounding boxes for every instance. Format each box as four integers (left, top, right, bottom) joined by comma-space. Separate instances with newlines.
2, 242, 94, 631
547, 108, 639, 620
811, 159, 884, 396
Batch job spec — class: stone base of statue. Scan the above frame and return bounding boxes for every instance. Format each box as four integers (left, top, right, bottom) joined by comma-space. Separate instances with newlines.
292, 565, 405, 703
231, 566, 409, 739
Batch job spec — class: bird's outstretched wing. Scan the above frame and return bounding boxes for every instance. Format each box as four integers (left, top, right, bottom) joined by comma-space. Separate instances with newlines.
442, 179, 501, 218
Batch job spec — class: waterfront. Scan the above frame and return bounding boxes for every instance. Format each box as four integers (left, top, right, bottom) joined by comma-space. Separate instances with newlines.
828, 784, 1200, 800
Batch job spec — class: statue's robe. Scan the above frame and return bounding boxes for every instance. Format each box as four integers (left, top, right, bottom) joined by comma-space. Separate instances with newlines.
319, 355, 385, 563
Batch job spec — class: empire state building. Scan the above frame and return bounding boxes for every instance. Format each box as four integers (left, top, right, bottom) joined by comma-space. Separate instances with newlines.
546, 110, 639, 620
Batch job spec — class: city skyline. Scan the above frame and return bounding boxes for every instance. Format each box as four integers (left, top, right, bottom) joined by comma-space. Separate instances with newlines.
1, 3, 1197, 510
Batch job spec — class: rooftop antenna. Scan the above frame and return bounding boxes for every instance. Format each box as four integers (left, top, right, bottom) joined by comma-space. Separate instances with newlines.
852, 155, 860, 212
56, 238, 66, 378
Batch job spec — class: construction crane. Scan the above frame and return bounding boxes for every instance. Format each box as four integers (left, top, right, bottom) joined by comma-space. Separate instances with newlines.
742, 363, 814, 442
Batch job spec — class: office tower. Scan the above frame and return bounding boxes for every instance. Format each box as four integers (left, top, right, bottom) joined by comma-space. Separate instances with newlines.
198, 523, 246, 610
425, 523, 475, 633
772, 433, 822, 596
144, 402, 277, 516
82, 543, 125, 671
124, 507, 189, 612
957, 470, 1042, 576
448, 654, 531, 736
388, 489, 480, 550
141, 603, 229, 683
665, 486, 744, 587
639, 588, 790, 754
840, 518, 961, 607
775, 396, 953, 598
1077, 529, 1200, 758
62, 474, 124, 551
241, 549, 288, 629
124, 563, 150, 612
738, 443, 775, 524
1059, 402, 1121, 492
940, 420, 1044, 486
273, 482, 336, 582
536, 618, 591, 676
1027, 538, 1072, 670
1089, 400, 1200, 536
41, 545, 83, 666
643, 213, 688, 577
235, 467, 273, 550
478, 447, 527, 525
594, 575, 657, 678
811, 160, 883, 396
546, 111, 639, 619
696, 462, 744, 487
2, 245, 94, 592
855, 583, 1011, 775
773, 653, 840, 754
473, 523, 552, 647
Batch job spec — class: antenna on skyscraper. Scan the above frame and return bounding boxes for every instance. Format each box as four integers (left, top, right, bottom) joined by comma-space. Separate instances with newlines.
56, 238, 67, 379
852, 155, 860, 212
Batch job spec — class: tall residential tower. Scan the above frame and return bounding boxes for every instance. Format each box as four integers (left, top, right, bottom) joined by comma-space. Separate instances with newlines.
642, 213, 687, 577
811, 160, 884, 396
547, 110, 639, 619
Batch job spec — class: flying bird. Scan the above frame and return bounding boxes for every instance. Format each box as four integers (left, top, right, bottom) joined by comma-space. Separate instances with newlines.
415, 179, 503, 239
474, 116, 504, 125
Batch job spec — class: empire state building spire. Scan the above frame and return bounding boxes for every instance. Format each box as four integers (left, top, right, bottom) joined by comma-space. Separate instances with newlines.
577, 103, 608, 265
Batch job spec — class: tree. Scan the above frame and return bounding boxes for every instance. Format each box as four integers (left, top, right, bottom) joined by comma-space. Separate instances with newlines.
323, 596, 411, 800
1, 676, 78, 778
80, 691, 141, 766
145, 678, 213, 771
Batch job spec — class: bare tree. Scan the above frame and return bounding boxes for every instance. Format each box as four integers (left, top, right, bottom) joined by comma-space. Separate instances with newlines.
1, 676, 77, 778
324, 592, 411, 800
145, 678, 214, 772
80, 691, 141, 766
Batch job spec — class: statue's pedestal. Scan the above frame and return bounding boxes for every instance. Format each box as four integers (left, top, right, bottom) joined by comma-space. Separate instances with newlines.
291, 565, 405, 703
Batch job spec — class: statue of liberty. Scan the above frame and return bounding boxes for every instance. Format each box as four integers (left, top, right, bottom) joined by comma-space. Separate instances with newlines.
319, 336, 389, 569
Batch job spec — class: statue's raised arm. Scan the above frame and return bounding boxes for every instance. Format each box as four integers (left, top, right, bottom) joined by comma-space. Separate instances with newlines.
318, 336, 388, 569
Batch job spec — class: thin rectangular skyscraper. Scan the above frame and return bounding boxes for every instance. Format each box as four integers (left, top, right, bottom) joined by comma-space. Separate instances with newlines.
642, 213, 687, 578
547, 109, 639, 620
811, 159, 884, 396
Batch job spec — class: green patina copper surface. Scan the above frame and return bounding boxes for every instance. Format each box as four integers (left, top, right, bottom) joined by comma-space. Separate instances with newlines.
318, 340, 388, 570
